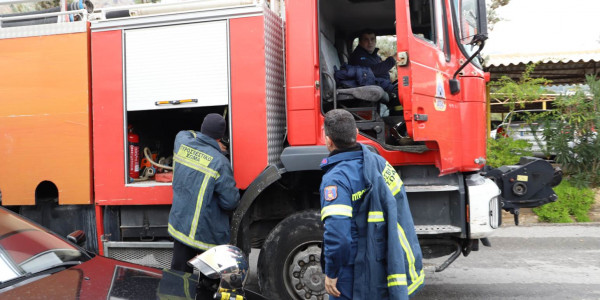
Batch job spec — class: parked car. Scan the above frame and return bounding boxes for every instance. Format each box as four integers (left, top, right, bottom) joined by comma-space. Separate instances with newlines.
0, 206, 265, 299
494, 109, 555, 158
489, 120, 503, 138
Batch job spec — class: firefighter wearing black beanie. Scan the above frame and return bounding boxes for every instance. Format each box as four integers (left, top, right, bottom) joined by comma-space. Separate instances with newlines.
201, 113, 226, 140
168, 112, 239, 273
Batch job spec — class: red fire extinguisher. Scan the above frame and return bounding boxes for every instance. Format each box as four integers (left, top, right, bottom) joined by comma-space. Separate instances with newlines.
128, 125, 140, 180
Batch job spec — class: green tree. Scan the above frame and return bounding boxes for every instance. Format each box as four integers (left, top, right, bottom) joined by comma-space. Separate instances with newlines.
543, 76, 600, 188
481, 0, 510, 64
9, 0, 59, 13
487, 0, 510, 31
486, 137, 531, 168
487, 63, 550, 167
489, 63, 551, 111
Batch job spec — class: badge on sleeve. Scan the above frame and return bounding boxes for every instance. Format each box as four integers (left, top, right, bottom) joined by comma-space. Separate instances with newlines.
324, 185, 338, 201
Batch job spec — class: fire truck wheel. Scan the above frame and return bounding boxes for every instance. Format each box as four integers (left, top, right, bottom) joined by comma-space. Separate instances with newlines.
258, 210, 326, 300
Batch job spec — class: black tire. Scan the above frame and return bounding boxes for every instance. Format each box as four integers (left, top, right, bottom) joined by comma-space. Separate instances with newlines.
257, 210, 327, 300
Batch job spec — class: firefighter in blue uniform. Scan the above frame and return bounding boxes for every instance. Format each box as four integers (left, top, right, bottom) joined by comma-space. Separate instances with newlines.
168, 113, 240, 273
349, 28, 396, 81
320, 109, 424, 299
349, 28, 400, 115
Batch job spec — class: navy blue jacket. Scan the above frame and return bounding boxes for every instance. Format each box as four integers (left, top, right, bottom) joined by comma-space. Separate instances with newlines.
334, 63, 377, 89
349, 46, 395, 81
320, 148, 365, 279
168, 130, 240, 251
320, 144, 424, 299
354, 144, 424, 299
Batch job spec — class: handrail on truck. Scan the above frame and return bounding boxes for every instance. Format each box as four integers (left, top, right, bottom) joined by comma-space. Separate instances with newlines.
0, 0, 90, 26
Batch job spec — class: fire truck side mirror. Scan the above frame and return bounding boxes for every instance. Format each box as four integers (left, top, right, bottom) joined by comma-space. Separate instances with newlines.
67, 230, 87, 246
449, 79, 460, 95
476, 0, 488, 41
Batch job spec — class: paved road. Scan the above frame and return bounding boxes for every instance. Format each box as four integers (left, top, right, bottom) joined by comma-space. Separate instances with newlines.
414, 224, 600, 300
248, 224, 600, 299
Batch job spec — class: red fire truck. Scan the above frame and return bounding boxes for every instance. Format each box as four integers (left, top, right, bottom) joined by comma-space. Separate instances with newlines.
0, 0, 560, 299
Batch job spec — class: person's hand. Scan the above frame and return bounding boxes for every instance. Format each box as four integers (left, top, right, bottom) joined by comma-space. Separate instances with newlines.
325, 276, 340, 297
218, 140, 227, 152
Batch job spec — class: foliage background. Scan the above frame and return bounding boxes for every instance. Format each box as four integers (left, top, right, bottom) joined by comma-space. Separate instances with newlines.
543, 76, 600, 188
533, 181, 595, 223
487, 64, 599, 222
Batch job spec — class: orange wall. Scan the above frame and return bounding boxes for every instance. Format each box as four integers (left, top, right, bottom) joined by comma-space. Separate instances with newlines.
0, 32, 92, 205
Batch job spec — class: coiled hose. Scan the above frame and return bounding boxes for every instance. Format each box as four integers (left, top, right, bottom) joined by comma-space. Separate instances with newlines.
144, 147, 173, 171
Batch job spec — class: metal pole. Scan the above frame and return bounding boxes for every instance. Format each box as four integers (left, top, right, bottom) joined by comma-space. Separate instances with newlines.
486, 84, 491, 137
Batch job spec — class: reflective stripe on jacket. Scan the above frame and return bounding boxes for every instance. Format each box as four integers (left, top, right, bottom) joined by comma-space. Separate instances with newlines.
168, 130, 240, 251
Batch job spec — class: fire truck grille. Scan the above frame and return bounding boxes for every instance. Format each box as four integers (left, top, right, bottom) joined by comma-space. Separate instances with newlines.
103, 241, 173, 269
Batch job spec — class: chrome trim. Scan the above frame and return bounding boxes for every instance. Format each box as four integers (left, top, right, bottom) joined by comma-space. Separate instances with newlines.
90, 5, 263, 32
405, 185, 460, 192
414, 225, 462, 234
489, 196, 499, 229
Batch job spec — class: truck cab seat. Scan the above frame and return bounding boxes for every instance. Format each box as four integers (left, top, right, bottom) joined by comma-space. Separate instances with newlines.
319, 23, 386, 143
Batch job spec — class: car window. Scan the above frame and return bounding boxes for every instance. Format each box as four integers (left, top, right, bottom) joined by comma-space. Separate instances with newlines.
507, 110, 553, 123
0, 209, 86, 283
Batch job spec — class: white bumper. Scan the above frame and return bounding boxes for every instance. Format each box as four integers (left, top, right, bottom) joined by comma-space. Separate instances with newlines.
466, 174, 501, 239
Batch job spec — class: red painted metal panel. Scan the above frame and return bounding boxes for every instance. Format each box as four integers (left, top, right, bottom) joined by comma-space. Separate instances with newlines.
360, 137, 440, 166
285, 0, 319, 146
388, 0, 487, 174
230, 16, 269, 189
91, 30, 172, 205
460, 77, 487, 169
95, 204, 104, 255
288, 110, 319, 146
395, 0, 414, 139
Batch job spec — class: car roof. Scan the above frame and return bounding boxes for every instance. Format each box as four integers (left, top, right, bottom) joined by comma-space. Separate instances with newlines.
511, 109, 553, 113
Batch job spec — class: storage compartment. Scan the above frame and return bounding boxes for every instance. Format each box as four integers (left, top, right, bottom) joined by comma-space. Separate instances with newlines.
124, 21, 229, 111
91, 4, 284, 198
125, 105, 229, 186
121, 20, 232, 186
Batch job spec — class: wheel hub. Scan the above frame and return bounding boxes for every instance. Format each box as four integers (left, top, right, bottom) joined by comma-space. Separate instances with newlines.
288, 244, 328, 300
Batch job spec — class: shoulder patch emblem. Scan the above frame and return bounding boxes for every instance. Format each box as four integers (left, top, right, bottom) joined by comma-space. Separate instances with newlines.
324, 185, 338, 201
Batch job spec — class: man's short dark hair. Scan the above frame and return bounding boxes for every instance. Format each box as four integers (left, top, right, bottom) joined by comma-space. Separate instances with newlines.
358, 28, 376, 39
324, 109, 357, 149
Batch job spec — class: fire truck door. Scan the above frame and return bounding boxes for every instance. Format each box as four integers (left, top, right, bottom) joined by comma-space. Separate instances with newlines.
398, 0, 458, 173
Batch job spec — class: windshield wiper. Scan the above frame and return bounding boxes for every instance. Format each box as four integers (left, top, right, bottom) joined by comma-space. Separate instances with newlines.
0, 261, 82, 290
